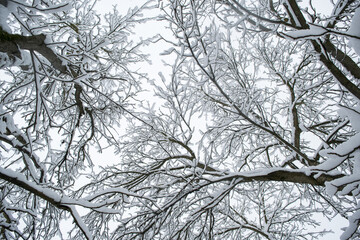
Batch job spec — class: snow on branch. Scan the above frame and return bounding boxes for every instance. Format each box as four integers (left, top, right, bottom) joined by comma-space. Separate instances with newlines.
280, 23, 360, 41
348, 8, 360, 56
0, 28, 67, 73
210, 167, 344, 187
0, 166, 149, 210
0, 166, 153, 239
8, 0, 72, 14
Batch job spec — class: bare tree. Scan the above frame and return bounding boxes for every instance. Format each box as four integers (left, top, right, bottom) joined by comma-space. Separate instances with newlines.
92, 0, 359, 239
0, 0, 151, 239
1, 0, 360, 239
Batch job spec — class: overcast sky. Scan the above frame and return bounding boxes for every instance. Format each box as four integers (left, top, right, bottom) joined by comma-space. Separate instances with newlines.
91, 1, 349, 239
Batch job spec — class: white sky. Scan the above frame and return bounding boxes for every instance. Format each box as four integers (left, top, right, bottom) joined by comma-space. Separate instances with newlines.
0, 0, 350, 238
93, 0, 349, 239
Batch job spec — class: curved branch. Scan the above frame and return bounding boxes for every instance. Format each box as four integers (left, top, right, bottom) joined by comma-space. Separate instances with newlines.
0, 27, 67, 73
213, 168, 345, 187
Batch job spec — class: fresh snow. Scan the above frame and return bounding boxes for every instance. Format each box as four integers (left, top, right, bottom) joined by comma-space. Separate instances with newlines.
340, 202, 360, 240
282, 24, 328, 40
348, 8, 360, 56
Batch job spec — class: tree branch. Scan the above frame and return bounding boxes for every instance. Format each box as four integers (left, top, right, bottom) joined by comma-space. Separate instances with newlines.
212, 168, 345, 187
0, 27, 67, 73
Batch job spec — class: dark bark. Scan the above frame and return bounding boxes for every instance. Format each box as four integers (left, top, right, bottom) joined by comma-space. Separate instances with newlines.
311, 40, 360, 100
323, 39, 360, 80
215, 169, 345, 187
0, 27, 67, 73
280, 1, 360, 100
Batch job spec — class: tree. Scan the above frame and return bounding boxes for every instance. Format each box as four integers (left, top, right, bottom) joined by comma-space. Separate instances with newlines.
0, 0, 360, 239
101, 0, 359, 239
0, 0, 150, 239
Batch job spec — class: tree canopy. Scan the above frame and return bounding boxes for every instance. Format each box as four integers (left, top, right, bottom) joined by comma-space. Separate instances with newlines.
0, 0, 360, 239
